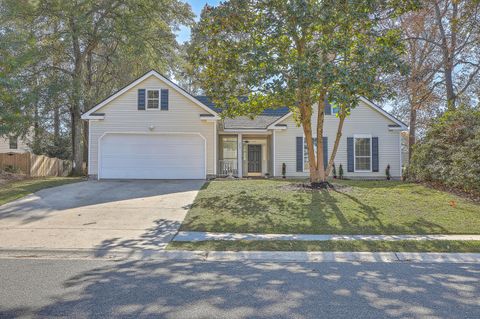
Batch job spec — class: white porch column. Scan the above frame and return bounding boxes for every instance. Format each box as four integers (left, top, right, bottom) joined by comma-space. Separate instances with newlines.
237, 133, 243, 177
272, 130, 276, 177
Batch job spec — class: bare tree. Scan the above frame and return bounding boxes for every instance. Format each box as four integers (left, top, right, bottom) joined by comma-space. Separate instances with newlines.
399, 8, 442, 159
427, 0, 480, 110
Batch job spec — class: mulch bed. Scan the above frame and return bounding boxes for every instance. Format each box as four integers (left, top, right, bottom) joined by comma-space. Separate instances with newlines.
422, 182, 480, 204
280, 181, 352, 192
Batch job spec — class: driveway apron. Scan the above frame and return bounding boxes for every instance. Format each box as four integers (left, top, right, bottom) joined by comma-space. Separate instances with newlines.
0, 180, 203, 254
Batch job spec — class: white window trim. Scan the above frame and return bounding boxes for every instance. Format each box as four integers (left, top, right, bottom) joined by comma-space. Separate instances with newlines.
354, 134, 372, 172
146, 88, 160, 110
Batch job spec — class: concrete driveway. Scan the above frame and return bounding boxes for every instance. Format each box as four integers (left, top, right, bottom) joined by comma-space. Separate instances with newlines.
0, 180, 204, 255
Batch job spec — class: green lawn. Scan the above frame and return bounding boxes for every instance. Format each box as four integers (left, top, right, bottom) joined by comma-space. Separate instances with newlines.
181, 179, 480, 235
0, 177, 84, 206
168, 240, 480, 253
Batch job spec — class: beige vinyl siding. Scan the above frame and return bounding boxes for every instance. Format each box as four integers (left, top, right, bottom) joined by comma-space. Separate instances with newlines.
0, 137, 30, 153
88, 75, 216, 176
274, 101, 402, 178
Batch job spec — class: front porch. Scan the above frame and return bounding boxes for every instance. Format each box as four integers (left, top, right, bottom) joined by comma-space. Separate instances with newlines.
218, 133, 273, 177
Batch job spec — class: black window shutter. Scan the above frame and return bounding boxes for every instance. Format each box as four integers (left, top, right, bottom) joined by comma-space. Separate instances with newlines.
138, 89, 145, 110
161, 89, 169, 110
347, 137, 354, 172
372, 137, 379, 172
323, 136, 328, 169
296, 137, 303, 172
324, 97, 332, 115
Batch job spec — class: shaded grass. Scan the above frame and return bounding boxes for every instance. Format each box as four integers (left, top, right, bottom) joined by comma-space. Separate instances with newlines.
0, 177, 84, 206
168, 240, 480, 253
181, 179, 480, 235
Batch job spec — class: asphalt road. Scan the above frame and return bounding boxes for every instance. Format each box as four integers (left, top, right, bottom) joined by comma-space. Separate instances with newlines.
0, 258, 479, 319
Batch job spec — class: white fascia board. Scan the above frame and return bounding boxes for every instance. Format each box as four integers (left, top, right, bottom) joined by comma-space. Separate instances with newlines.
200, 115, 221, 121
81, 115, 105, 120
269, 125, 287, 130
222, 129, 271, 134
267, 112, 293, 129
388, 126, 407, 131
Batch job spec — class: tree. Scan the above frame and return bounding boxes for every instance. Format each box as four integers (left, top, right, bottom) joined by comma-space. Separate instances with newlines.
388, 7, 441, 160
190, 0, 410, 184
1, 0, 194, 174
411, 0, 480, 111
0, 13, 38, 139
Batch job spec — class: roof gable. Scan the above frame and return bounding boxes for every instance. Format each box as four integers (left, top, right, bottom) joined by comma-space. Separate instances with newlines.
82, 70, 219, 119
271, 98, 407, 129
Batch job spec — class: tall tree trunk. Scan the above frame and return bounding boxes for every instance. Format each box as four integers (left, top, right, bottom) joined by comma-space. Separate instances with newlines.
53, 106, 60, 145
316, 92, 326, 182
83, 51, 94, 170
300, 102, 320, 183
408, 105, 417, 161
325, 111, 346, 177
70, 16, 84, 176
33, 101, 40, 154
444, 62, 456, 110
71, 75, 84, 175
434, 0, 457, 111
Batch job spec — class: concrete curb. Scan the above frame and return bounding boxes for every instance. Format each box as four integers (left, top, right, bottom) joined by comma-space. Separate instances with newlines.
0, 248, 479, 264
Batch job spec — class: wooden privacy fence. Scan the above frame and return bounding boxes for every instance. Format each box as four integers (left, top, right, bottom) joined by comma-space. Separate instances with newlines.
0, 153, 72, 177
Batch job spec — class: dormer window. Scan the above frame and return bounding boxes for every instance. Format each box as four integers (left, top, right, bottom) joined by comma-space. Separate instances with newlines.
146, 89, 160, 109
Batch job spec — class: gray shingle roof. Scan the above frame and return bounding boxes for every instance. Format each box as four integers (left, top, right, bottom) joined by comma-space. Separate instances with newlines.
195, 96, 290, 129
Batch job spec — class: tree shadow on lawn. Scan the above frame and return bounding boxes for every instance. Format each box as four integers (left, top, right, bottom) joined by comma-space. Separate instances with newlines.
330, 190, 449, 235
9, 259, 479, 318
182, 188, 448, 235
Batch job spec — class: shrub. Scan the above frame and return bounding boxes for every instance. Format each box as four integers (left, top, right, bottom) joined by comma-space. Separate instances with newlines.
402, 166, 408, 181
409, 106, 480, 193
333, 163, 337, 179
4, 165, 20, 174
386, 164, 391, 180
282, 163, 286, 179
339, 164, 344, 179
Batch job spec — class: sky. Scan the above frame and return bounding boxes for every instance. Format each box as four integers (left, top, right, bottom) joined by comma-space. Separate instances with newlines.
177, 0, 221, 43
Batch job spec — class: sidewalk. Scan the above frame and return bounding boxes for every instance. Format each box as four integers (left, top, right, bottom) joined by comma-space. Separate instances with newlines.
173, 231, 480, 242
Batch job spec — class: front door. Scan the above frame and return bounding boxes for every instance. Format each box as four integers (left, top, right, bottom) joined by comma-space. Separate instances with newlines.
247, 144, 262, 173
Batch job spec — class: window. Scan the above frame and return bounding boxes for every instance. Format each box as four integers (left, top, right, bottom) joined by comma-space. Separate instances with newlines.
222, 136, 237, 160
303, 137, 317, 171
332, 103, 339, 115
354, 136, 371, 171
220, 136, 238, 175
9, 136, 18, 150
146, 89, 159, 109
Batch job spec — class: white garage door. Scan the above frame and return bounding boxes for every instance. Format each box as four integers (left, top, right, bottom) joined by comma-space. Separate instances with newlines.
99, 133, 205, 179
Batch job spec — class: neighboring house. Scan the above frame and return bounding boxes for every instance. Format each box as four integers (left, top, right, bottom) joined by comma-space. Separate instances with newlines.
82, 70, 407, 180
0, 135, 30, 153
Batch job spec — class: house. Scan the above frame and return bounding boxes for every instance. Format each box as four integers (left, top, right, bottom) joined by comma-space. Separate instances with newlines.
82, 70, 407, 180
0, 135, 30, 153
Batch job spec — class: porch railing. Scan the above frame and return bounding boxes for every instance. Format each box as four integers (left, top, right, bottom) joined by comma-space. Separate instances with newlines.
219, 159, 238, 176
